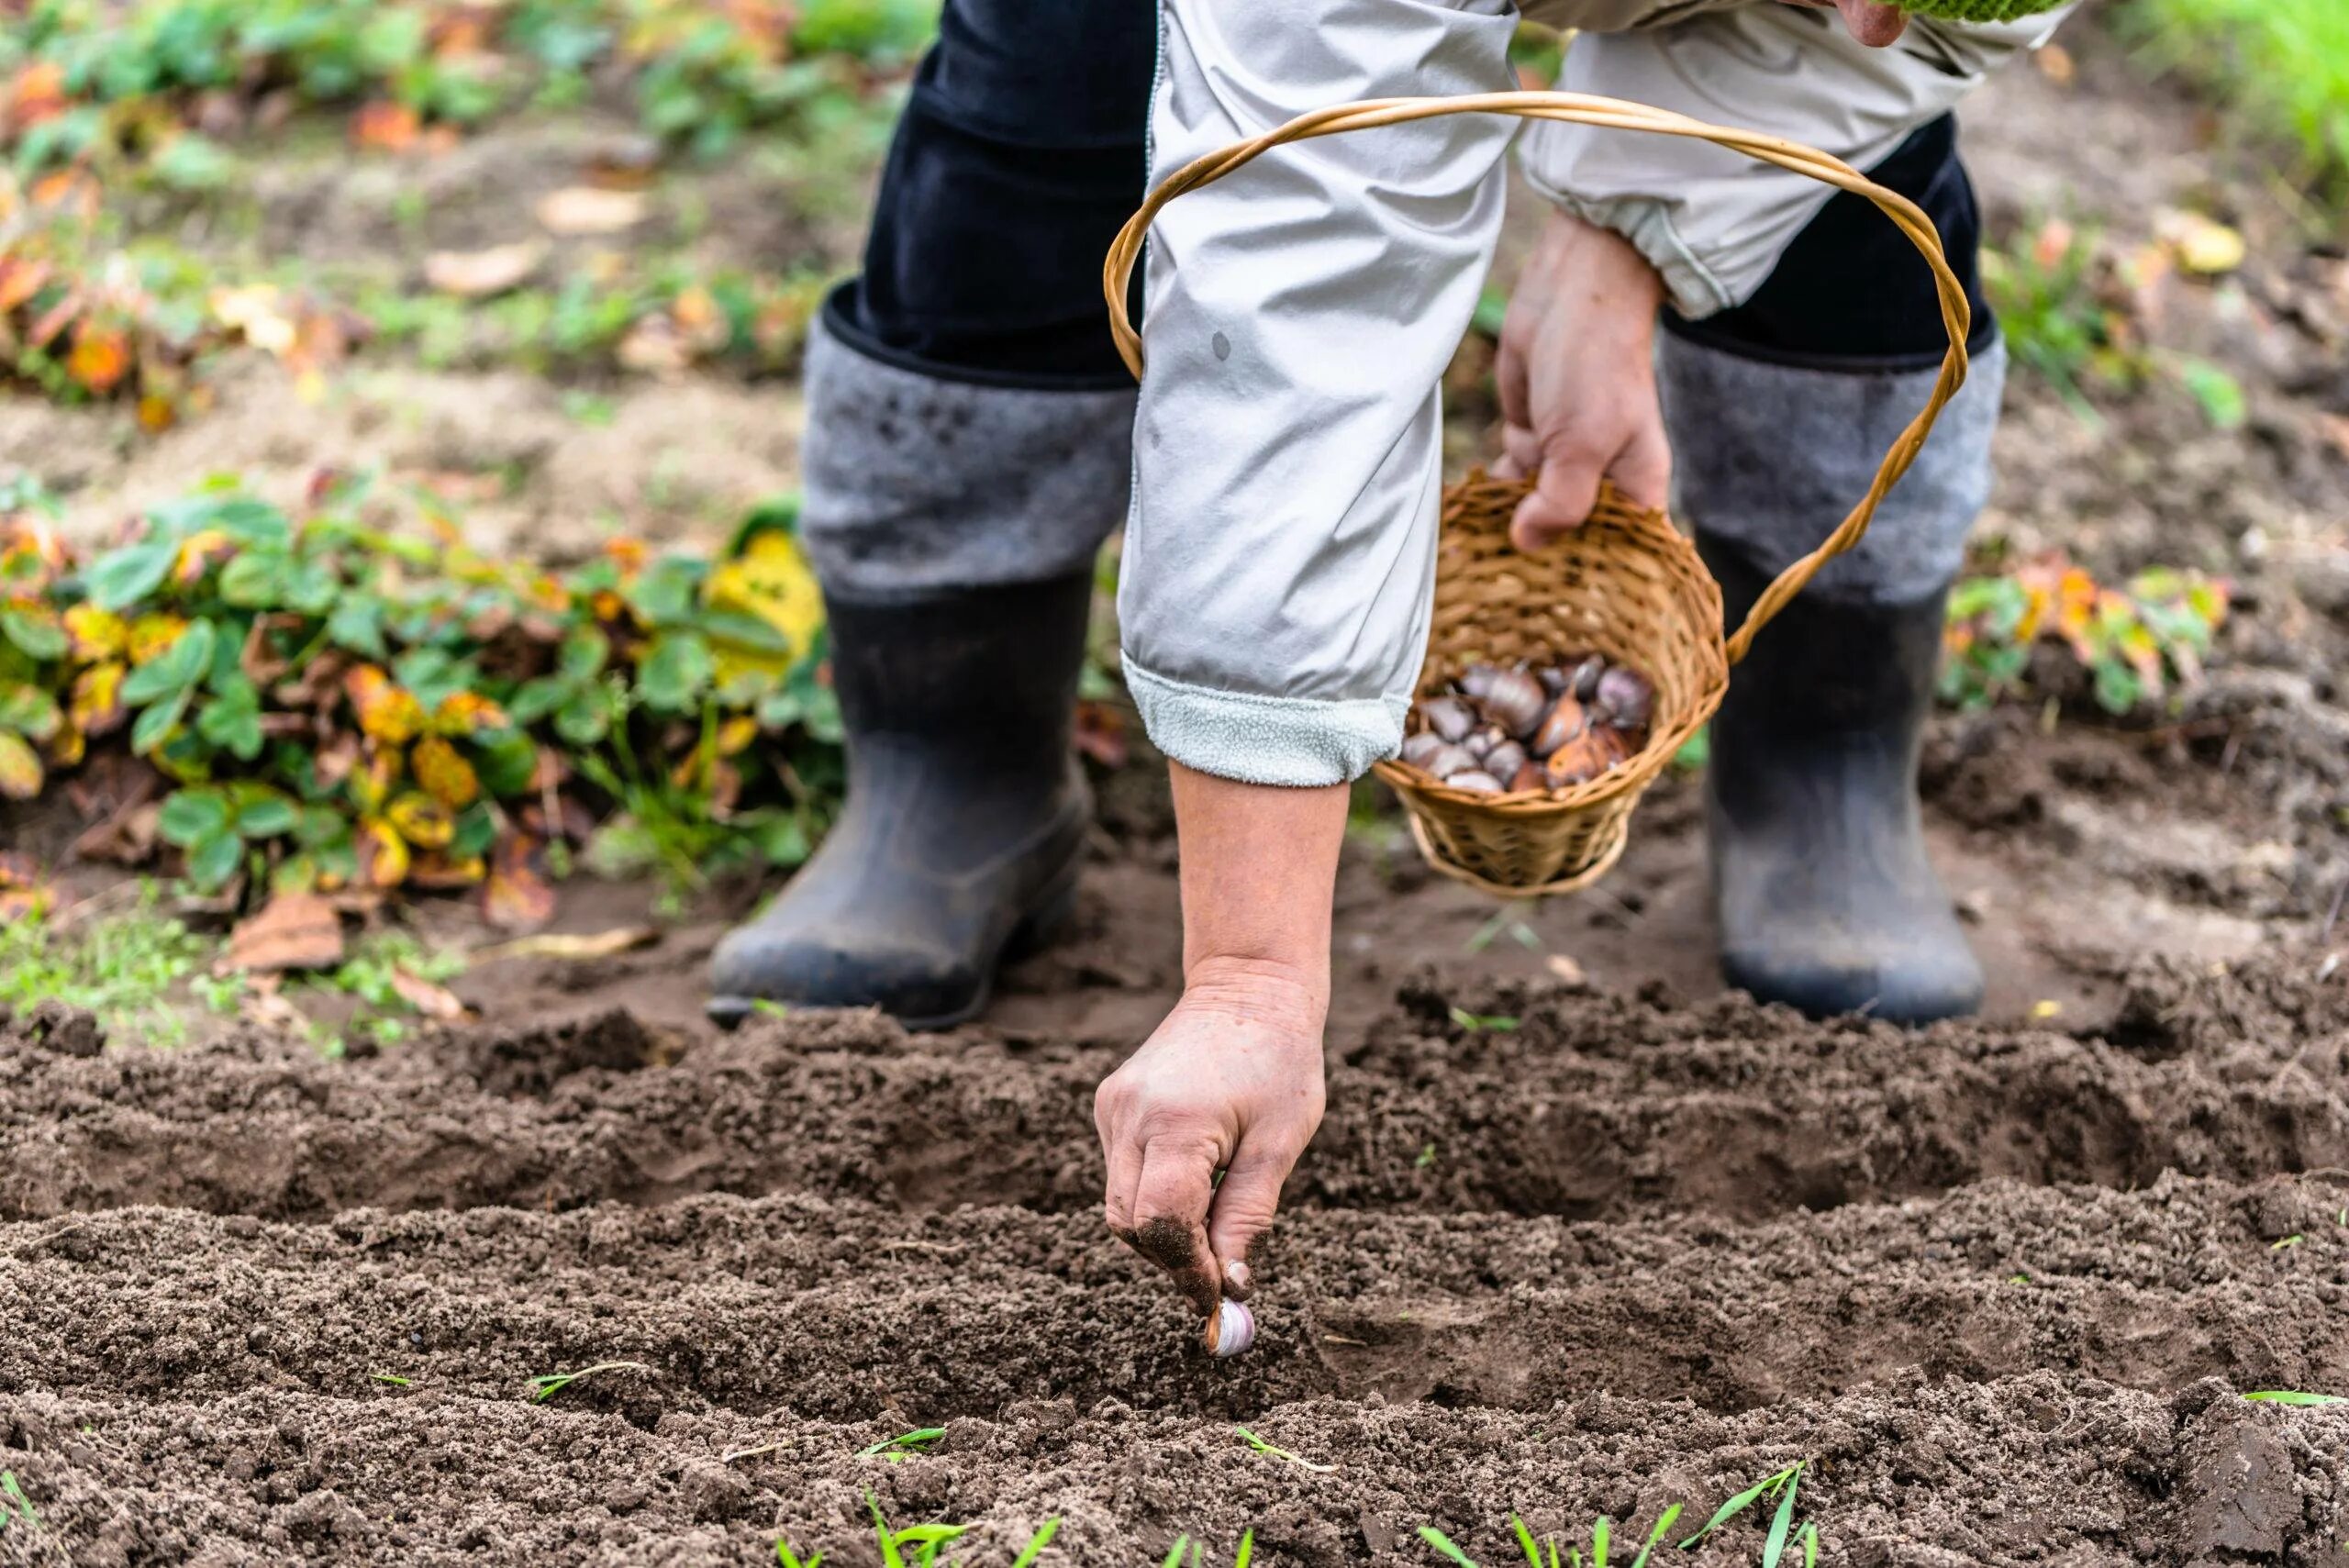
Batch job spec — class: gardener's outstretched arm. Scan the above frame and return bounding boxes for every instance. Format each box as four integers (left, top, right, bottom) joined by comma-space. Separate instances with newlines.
1095, 767, 1341, 1317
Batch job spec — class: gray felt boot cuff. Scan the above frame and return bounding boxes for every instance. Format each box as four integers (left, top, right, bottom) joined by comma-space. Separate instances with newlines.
1657, 332, 2008, 605
797, 317, 1138, 598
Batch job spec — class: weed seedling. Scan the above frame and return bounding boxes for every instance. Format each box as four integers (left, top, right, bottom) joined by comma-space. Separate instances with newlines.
2244, 1391, 2346, 1407
369, 1372, 413, 1387
1233, 1426, 1335, 1474
858, 1428, 946, 1463
776, 1537, 826, 1568
523, 1360, 651, 1402
1447, 1007, 1520, 1034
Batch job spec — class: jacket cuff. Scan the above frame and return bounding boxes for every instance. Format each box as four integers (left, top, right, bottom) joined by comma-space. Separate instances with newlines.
1123, 657, 1408, 788
1521, 181, 1737, 322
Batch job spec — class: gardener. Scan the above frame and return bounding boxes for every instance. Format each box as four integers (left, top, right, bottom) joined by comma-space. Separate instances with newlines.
711, 0, 2072, 1307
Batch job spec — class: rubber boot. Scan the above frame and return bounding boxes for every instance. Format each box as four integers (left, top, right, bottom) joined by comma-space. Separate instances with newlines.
1701, 542, 1983, 1024
707, 573, 1092, 1029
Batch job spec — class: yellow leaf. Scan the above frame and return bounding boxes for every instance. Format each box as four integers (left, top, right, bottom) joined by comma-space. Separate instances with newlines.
433, 690, 509, 737
128, 614, 190, 665
172, 528, 232, 585
344, 665, 425, 743
70, 662, 125, 737
350, 748, 401, 815
210, 284, 299, 356
2163, 210, 2246, 277
47, 721, 83, 768
385, 791, 456, 850
412, 735, 481, 809
717, 715, 759, 757
0, 731, 42, 799
705, 528, 824, 676
63, 605, 127, 660
358, 818, 411, 888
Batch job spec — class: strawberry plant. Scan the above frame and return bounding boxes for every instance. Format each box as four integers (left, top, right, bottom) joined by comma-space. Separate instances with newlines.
0, 472, 842, 922
1942, 552, 2231, 717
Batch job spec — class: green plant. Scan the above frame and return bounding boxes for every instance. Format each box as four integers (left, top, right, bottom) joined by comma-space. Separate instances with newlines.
522, 1359, 651, 1401
1941, 553, 2229, 716
0, 473, 841, 919
858, 1428, 946, 1463
1982, 219, 2143, 417
2244, 1390, 2346, 1406
1447, 1007, 1520, 1033
860, 1493, 1062, 1568
1419, 1464, 1815, 1568
0, 1471, 36, 1533
1160, 1532, 1255, 1568
0, 884, 228, 1043
1233, 1426, 1335, 1474
1419, 1505, 1681, 1568
2119, 0, 2349, 180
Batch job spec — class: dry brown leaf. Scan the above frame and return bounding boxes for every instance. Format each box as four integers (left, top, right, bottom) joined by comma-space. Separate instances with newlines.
388, 968, 469, 1021
535, 186, 648, 236
483, 833, 556, 931
226, 891, 346, 973
472, 926, 658, 965
423, 241, 546, 298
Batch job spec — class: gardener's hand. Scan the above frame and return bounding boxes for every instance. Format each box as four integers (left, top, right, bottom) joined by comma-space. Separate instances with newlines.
1782, 0, 1908, 46
1096, 765, 1341, 1318
1493, 209, 1672, 550
1097, 963, 1327, 1316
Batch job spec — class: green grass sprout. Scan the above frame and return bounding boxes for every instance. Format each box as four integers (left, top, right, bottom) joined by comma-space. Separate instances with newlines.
523, 1360, 651, 1402
776, 1538, 826, 1568
858, 1427, 947, 1463
1160, 1533, 1255, 1568
369, 1372, 413, 1387
1418, 1503, 1681, 1567
2244, 1390, 2346, 1406
1447, 1007, 1520, 1033
862, 1493, 1059, 1567
1233, 1426, 1337, 1474
0, 1472, 37, 1531
1676, 1461, 1815, 1565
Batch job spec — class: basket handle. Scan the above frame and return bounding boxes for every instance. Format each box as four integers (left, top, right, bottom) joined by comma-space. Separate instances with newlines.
1103, 91, 1971, 664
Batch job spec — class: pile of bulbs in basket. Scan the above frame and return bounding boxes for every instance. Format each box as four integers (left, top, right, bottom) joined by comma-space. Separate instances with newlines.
1398, 655, 1654, 794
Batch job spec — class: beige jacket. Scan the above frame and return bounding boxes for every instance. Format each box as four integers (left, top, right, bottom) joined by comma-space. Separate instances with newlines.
1119, 0, 2073, 788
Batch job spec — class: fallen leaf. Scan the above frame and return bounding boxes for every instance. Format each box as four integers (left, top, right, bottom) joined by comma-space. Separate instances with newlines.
2032, 42, 2075, 86
423, 241, 546, 298
534, 186, 648, 236
388, 968, 468, 1021
66, 322, 130, 395
351, 100, 421, 153
2160, 209, 2247, 277
0, 731, 43, 799
226, 891, 346, 973
471, 927, 659, 964
483, 833, 556, 931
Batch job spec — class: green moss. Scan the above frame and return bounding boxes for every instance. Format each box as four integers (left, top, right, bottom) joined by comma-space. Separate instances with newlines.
1893, 0, 2067, 18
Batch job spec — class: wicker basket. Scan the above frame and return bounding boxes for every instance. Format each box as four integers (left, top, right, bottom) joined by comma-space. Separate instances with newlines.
1106, 91, 1972, 897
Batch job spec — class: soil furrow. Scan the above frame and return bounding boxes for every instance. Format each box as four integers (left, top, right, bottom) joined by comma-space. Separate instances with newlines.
3, 956, 2344, 1225
5, 1176, 2343, 1424
4, 1373, 2341, 1565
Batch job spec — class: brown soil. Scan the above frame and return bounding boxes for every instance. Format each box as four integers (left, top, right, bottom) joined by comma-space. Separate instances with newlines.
7, 17, 2349, 1568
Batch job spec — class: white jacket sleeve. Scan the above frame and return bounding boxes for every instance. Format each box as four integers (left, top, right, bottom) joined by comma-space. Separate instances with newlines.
1119, 0, 1520, 788
1519, 4, 2078, 319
